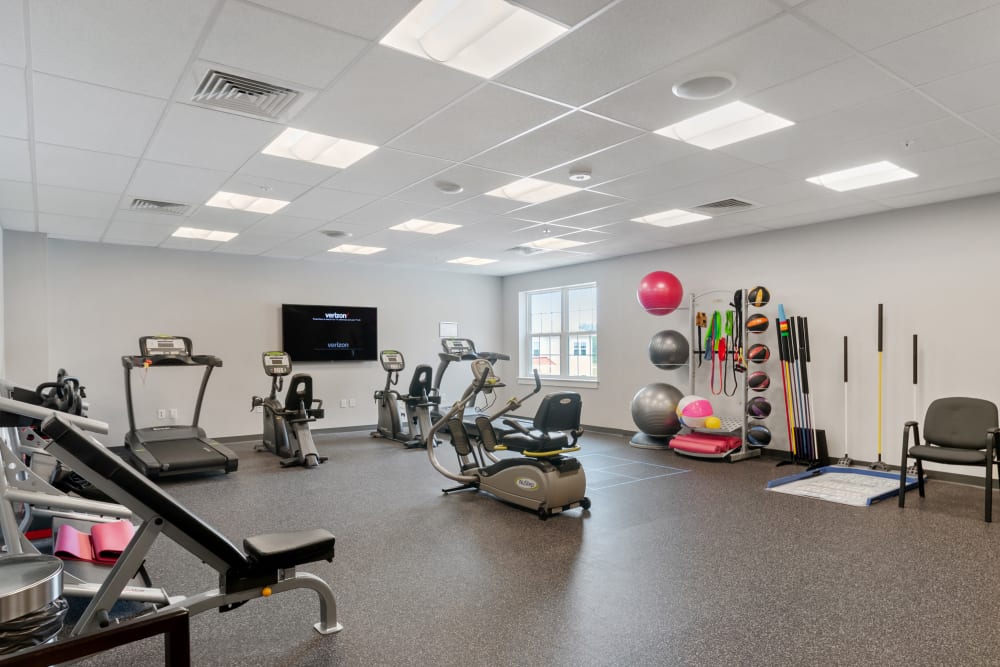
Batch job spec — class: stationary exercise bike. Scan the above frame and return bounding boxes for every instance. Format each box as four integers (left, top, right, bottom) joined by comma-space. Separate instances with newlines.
370, 349, 437, 449
251, 351, 327, 468
425, 359, 590, 519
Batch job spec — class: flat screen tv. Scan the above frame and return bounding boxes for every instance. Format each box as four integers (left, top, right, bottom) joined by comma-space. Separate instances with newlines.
281, 304, 378, 362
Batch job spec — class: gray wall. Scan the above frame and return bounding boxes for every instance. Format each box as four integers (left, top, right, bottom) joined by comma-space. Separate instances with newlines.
3, 232, 503, 445
501, 193, 1000, 473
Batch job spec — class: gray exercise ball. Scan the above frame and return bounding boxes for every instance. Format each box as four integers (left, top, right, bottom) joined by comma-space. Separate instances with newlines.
630, 383, 683, 437
649, 330, 689, 370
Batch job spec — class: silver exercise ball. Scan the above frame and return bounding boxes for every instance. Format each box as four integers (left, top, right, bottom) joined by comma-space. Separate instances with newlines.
630, 383, 683, 437
648, 330, 689, 370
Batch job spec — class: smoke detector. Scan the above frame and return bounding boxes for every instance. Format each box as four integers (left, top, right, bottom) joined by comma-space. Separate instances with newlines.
568, 167, 592, 182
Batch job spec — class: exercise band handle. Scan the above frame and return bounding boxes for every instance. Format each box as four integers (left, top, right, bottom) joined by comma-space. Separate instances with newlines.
877, 303, 883, 352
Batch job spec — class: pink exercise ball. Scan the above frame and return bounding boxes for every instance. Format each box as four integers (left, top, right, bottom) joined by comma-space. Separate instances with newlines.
637, 271, 684, 316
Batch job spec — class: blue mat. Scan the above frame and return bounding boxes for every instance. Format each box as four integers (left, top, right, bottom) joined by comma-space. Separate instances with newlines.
766, 465, 919, 506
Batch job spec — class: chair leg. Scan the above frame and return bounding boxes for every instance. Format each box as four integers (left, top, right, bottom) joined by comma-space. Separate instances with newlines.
898, 452, 907, 508
987, 457, 993, 523
916, 459, 924, 497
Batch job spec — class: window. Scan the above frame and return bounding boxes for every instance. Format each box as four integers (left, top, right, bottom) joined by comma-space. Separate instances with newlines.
522, 283, 597, 380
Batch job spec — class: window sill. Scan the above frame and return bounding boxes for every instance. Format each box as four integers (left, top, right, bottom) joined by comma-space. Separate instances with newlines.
517, 377, 599, 389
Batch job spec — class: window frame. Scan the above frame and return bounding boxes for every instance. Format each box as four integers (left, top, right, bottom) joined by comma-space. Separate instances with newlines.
520, 282, 598, 386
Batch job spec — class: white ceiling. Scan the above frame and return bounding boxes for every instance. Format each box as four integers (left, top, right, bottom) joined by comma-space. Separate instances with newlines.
2, 0, 1000, 276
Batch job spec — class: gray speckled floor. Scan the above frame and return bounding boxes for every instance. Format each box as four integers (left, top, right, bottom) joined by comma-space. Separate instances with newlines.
62, 431, 1000, 666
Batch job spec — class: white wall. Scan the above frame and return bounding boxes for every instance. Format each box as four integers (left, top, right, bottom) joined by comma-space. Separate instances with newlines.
501, 192, 1000, 472
3, 233, 502, 445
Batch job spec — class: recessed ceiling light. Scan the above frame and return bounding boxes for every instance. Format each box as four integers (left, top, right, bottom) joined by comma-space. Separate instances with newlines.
806, 161, 918, 192
447, 256, 498, 265
328, 243, 386, 255
390, 218, 462, 234
524, 237, 586, 251
631, 209, 711, 228
655, 101, 794, 150
672, 73, 736, 100
435, 180, 464, 194
568, 167, 592, 182
205, 191, 289, 214
380, 0, 568, 79
485, 177, 580, 203
172, 226, 238, 242
262, 128, 378, 168
320, 229, 354, 238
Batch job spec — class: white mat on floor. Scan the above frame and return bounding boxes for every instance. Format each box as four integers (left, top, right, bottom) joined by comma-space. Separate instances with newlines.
766, 465, 918, 506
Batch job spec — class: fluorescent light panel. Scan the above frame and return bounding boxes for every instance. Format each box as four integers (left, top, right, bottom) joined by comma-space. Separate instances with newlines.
390, 218, 462, 234
262, 128, 378, 168
485, 177, 580, 204
380, 0, 568, 79
655, 101, 794, 150
172, 226, 237, 242
525, 237, 586, 251
205, 191, 289, 214
447, 256, 497, 265
806, 161, 918, 192
631, 209, 711, 228
328, 243, 385, 255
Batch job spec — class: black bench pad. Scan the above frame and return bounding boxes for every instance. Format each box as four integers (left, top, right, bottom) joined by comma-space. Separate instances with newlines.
244, 529, 336, 569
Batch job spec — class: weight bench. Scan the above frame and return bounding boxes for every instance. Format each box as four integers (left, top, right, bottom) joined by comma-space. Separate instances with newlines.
40, 414, 342, 638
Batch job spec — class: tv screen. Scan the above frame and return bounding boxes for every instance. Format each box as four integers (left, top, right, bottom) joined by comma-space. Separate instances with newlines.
281, 304, 378, 362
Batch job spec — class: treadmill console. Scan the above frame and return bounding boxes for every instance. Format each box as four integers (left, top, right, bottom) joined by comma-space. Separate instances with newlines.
140, 336, 191, 357
262, 351, 292, 377
441, 338, 476, 358
379, 350, 405, 372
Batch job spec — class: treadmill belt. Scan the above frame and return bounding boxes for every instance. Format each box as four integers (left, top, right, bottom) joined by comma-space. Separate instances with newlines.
147, 438, 226, 471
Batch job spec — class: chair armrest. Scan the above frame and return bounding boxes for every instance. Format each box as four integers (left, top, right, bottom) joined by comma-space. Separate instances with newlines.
502, 417, 532, 436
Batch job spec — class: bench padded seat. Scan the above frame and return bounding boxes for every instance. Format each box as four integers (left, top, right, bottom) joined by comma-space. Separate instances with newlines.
244, 529, 335, 570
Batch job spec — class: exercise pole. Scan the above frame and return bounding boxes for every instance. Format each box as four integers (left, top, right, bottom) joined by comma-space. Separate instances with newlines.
838, 336, 853, 466
871, 304, 888, 471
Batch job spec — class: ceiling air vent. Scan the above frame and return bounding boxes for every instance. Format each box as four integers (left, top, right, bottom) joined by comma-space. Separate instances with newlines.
129, 198, 189, 216
192, 70, 301, 120
508, 246, 546, 256
693, 198, 756, 213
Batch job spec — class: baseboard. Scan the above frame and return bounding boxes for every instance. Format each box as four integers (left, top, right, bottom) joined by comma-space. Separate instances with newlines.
217, 425, 376, 445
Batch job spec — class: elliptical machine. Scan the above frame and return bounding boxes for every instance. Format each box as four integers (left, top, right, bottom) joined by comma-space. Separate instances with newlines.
251, 351, 327, 468
370, 350, 437, 449
425, 359, 590, 520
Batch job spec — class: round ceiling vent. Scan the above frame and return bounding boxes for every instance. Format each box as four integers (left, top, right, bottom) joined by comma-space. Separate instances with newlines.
321, 230, 353, 239
672, 73, 736, 100
435, 181, 464, 194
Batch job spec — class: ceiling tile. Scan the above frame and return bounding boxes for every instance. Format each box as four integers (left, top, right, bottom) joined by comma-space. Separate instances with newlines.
0, 0, 25, 67
293, 45, 480, 145
199, 1, 367, 90
0, 136, 30, 182
535, 134, 697, 187
320, 149, 453, 196
586, 14, 852, 130
919, 61, 1000, 114
278, 187, 376, 220
29, 0, 216, 98
596, 151, 757, 200
128, 160, 231, 205
877, 176, 1000, 209
334, 197, 436, 229
510, 190, 622, 224
218, 174, 310, 202
445, 193, 531, 215
103, 220, 177, 245
393, 164, 516, 205
36, 185, 120, 219
238, 153, 338, 187
113, 209, 191, 226
212, 234, 282, 255
145, 103, 282, 171
37, 212, 108, 238
745, 56, 906, 124
243, 214, 324, 238
261, 233, 330, 258
390, 84, 570, 162
159, 237, 225, 252
0, 179, 33, 210
515, 0, 615, 26
35, 143, 137, 193
498, 0, 781, 106
245, 0, 417, 40
468, 111, 642, 176
867, 5, 1000, 85
32, 74, 166, 157
756, 201, 892, 230
800, 0, 1000, 51
0, 64, 27, 139
186, 205, 265, 231
0, 208, 35, 231
653, 166, 793, 210
963, 104, 1000, 136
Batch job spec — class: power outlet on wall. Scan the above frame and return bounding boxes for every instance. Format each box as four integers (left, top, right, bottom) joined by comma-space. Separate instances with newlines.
157, 409, 166, 420
349, 398, 356, 407
340, 399, 348, 408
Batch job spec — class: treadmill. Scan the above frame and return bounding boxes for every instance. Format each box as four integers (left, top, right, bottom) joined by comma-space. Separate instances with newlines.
122, 335, 238, 479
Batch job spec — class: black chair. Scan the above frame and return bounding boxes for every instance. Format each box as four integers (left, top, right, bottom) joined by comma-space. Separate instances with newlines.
500, 392, 583, 455
899, 397, 1000, 522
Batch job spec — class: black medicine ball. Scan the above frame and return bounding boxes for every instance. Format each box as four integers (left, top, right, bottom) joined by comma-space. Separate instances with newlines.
748, 343, 770, 363
747, 286, 771, 307
749, 371, 770, 391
